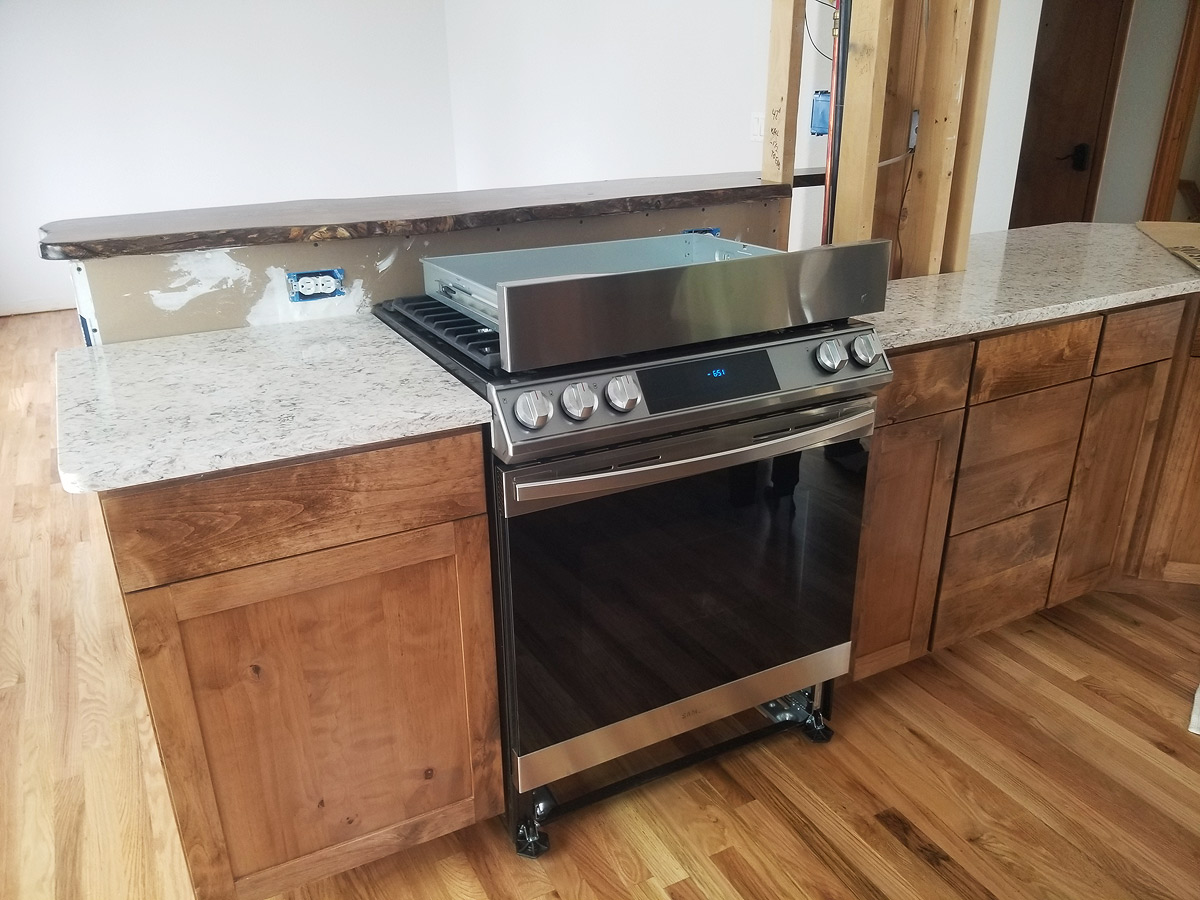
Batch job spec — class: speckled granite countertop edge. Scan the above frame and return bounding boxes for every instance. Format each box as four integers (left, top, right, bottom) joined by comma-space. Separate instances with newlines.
55, 314, 492, 494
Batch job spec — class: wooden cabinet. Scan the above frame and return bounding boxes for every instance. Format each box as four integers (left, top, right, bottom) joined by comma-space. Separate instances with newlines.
934, 502, 1066, 648
852, 409, 963, 678
928, 318, 1100, 644
1094, 298, 1185, 374
1050, 361, 1169, 603
969, 317, 1100, 403
874, 341, 974, 425
101, 431, 502, 900
851, 342, 970, 679
852, 297, 1197, 675
950, 379, 1091, 535
1138, 353, 1200, 583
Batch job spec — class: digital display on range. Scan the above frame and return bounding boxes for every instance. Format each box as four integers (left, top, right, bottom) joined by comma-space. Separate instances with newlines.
638, 349, 780, 413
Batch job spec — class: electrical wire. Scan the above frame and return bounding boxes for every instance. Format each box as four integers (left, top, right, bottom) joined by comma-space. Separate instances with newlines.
895, 150, 916, 276
805, 13, 833, 62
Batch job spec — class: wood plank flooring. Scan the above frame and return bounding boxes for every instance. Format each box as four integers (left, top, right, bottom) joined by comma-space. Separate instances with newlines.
4, 310, 1200, 900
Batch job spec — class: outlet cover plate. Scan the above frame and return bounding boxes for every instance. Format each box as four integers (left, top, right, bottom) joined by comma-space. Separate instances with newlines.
287, 268, 346, 302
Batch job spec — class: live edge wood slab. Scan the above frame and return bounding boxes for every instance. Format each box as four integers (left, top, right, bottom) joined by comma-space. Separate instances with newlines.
38, 172, 791, 260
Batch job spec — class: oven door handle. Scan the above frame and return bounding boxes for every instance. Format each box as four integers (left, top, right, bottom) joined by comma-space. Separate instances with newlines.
509, 406, 875, 514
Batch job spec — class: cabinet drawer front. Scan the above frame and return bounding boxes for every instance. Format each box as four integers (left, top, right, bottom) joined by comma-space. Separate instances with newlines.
1095, 299, 1185, 375
875, 342, 973, 426
970, 317, 1101, 403
933, 502, 1065, 649
951, 379, 1090, 535
103, 430, 486, 592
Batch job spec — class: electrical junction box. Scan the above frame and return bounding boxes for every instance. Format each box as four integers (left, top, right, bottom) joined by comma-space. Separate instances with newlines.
810, 91, 830, 136
287, 268, 345, 302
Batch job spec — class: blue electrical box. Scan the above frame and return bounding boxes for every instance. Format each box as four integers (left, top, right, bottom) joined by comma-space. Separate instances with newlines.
811, 91, 831, 136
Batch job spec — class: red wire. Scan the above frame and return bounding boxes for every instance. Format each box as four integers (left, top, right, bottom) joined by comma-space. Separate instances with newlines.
821, 0, 840, 245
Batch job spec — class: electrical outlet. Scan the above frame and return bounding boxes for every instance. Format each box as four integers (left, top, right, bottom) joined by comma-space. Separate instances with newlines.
751, 114, 765, 142
287, 268, 345, 302
908, 110, 919, 151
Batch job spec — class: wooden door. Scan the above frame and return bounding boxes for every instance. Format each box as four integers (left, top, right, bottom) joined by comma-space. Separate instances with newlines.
125, 517, 502, 900
851, 409, 963, 679
1009, 0, 1131, 227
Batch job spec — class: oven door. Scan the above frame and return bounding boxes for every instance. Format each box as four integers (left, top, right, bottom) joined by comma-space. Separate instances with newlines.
493, 396, 875, 791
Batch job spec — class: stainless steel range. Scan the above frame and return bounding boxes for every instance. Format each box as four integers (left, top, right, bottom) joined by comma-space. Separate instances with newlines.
374, 233, 892, 856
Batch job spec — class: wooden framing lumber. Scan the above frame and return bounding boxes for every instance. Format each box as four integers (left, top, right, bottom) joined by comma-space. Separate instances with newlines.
762, 0, 807, 247
899, 0, 976, 276
833, 0, 896, 244
942, 0, 1000, 272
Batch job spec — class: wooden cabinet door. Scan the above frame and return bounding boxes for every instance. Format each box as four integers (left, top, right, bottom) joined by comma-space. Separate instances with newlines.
851, 410, 963, 679
1140, 357, 1200, 583
1050, 361, 1169, 604
125, 517, 501, 900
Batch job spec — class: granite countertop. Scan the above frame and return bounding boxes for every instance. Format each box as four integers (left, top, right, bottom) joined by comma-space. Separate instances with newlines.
56, 314, 491, 493
56, 222, 1200, 493
868, 223, 1200, 348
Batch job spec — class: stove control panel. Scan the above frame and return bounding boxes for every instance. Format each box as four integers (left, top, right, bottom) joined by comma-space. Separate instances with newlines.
490, 324, 891, 462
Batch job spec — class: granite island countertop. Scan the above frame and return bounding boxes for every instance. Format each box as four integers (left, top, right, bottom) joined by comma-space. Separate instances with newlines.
867, 223, 1200, 348
56, 314, 491, 493
56, 222, 1200, 494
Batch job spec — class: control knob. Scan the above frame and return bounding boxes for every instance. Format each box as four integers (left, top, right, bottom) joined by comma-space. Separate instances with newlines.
513, 390, 554, 430
850, 332, 884, 367
815, 338, 849, 373
560, 381, 599, 421
605, 374, 642, 412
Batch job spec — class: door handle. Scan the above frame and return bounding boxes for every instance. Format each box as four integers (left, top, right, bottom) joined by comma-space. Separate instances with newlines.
506, 407, 877, 516
1057, 143, 1090, 172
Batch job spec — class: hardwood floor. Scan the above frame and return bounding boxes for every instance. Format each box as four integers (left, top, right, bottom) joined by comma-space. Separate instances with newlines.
4, 309, 1200, 900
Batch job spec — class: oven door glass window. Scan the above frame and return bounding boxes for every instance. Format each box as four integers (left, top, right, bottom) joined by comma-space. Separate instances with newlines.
503, 437, 867, 757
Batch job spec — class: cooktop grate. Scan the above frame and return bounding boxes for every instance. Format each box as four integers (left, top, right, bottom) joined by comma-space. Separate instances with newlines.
377, 297, 501, 370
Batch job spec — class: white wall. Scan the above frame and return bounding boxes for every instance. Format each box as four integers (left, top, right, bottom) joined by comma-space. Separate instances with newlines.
0, 0, 458, 317
971, 0, 1043, 233
2, 0, 1028, 318
442, 0, 832, 248
1093, 0, 1188, 223
443, 1, 770, 188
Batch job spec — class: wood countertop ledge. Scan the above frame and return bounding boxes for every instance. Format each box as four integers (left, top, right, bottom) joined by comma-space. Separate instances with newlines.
38, 172, 791, 261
